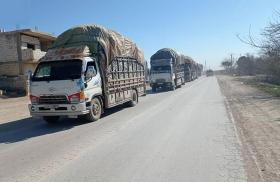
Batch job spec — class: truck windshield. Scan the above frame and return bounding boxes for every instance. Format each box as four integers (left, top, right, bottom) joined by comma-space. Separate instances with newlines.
32, 60, 82, 81
151, 66, 171, 73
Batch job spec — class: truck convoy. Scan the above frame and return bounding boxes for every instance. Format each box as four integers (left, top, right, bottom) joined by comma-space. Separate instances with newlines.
150, 48, 202, 91
28, 25, 146, 123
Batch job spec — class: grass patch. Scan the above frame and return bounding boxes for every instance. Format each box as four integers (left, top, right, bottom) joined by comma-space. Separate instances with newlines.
234, 76, 280, 97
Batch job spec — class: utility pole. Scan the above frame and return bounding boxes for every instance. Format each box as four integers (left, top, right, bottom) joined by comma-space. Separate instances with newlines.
230, 54, 234, 74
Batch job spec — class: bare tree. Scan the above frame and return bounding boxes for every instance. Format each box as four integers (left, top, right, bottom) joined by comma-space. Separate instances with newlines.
221, 58, 234, 74
237, 12, 280, 80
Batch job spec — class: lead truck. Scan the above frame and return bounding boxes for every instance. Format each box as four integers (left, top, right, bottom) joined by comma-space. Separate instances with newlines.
29, 25, 146, 123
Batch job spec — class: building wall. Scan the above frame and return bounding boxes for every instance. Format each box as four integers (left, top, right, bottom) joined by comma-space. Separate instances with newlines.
23, 63, 37, 75
0, 62, 20, 76
0, 33, 18, 63
21, 34, 41, 50
0, 31, 55, 94
21, 35, 46, 74
0, 34, 45, 77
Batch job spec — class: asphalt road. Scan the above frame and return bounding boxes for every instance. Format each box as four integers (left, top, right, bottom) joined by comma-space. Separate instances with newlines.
0, 76, 246, 182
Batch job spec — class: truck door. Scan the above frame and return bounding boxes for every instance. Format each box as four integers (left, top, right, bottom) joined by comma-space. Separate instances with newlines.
84, 60, 102, 98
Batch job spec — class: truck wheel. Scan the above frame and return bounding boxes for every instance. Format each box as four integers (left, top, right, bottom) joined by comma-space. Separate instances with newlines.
177, 79, 182, 88
182, 78, 185, 85
127, 90, 138, 107
171, 80, 176, 91
86, 98, 102, 122
43, 116, 59, 124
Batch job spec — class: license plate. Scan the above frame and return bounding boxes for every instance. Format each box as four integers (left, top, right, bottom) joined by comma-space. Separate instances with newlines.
45, 105, 59, 109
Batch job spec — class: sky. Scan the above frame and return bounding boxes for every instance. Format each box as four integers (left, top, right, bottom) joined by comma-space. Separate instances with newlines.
1, 0, 280, 69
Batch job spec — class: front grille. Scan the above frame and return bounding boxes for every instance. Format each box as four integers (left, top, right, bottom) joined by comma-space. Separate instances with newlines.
39, 95, 69, 104
156, 79, 166, 83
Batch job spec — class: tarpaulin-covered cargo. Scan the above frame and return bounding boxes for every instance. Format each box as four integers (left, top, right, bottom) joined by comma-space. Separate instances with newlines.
150, 48, 181, 65
151, 48, 196, 66
50, 24, 144, 65
180, 54, 194, 64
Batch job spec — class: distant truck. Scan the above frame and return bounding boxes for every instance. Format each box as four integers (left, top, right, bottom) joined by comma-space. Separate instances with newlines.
149, 48, 200, 91
150, 48, 185, 91
197, 64, 204, 77
180, 55, 197, 81
206, 69, 214, 76
28, 25, 146, 123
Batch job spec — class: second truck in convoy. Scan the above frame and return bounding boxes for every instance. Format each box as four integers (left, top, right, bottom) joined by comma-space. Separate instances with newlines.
150, 48, 185, 91
150, 48, 202, 91
28, 25, 146, 123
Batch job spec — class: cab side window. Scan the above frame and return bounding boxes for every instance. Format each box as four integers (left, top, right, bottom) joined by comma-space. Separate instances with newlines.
85, 61, 97, 74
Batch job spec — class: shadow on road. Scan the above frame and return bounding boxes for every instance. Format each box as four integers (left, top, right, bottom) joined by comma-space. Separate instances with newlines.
0, 117, 82, 144
0, 104, 127, 144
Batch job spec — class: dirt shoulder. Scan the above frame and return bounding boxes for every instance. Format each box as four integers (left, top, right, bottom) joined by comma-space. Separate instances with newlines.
0, 96, 30, 124
217, 75, 280, 182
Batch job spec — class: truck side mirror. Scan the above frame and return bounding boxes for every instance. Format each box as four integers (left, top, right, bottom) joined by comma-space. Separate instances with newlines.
85, 66, 97, 80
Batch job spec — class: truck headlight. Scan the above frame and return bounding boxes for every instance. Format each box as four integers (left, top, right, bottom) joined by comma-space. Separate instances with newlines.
29, 95, 39, 104
69, 95, 79, 103
68, 91, 85, 104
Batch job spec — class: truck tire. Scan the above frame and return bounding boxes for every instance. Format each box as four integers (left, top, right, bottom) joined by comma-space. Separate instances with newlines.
85, 97, 102, 122
127, 90, 138, 107
43, 116, 60, 124
177, 79, 182, 88
171, 80, 176, 91
182, 78, 185, 85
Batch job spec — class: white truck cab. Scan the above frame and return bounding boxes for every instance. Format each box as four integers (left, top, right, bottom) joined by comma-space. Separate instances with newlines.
150, 59, 176, 91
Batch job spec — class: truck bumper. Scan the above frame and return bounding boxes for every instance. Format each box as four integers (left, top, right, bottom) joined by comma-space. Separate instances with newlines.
151, 82, 172, 88
28, 103, 89, 117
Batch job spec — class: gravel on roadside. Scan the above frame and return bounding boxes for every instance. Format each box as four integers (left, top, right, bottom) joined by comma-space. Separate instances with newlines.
217, 75, 280, 182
